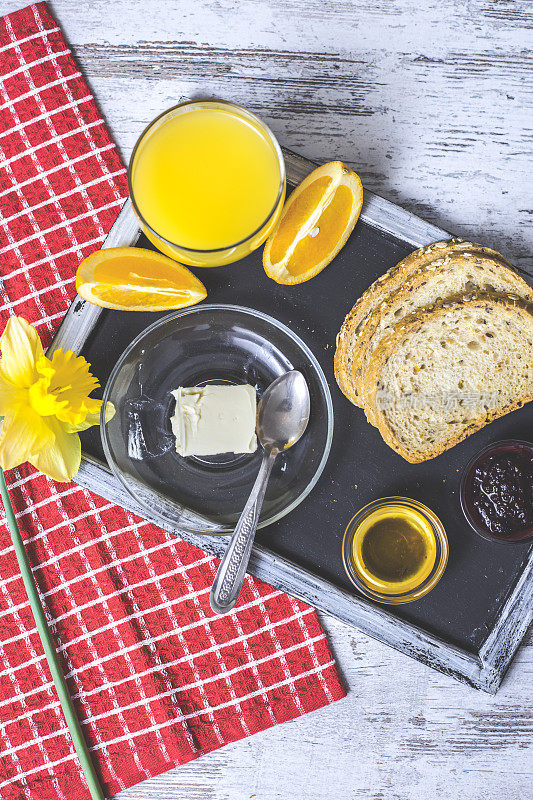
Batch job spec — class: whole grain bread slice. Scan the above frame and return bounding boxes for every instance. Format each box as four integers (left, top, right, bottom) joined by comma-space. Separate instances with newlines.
354, 253, 533, 419
334, 239, 512, 404
362, 294, 533, 463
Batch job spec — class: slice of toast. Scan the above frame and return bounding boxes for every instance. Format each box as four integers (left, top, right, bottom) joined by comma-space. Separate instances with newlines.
355, 253, 533, 419
362, 294, 533, 463
334, 239, 512, 404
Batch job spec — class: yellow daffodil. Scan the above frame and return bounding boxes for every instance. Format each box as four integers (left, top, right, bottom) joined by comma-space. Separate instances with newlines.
0, 316, 113, 482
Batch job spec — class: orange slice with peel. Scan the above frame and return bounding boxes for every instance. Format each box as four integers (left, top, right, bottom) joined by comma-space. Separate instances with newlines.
76, 247, 207, 311
263, 161, 363, 285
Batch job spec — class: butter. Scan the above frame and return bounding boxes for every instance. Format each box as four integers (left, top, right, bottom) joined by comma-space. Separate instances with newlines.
170, 384, 257, 457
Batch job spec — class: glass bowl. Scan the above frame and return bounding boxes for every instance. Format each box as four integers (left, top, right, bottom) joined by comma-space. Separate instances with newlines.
342, 497, 448, 604
460, 439, 533, 545
101, 304, 333, 534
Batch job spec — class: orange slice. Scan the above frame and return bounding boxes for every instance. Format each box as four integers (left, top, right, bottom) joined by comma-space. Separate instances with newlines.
263, 161, 363, 285
76, 247, 207, 311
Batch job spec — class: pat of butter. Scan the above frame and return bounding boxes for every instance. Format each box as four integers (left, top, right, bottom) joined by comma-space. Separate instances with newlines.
170, 385, 257, 457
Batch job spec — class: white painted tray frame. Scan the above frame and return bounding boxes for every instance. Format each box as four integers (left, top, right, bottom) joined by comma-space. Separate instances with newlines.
49, 148, 533, 693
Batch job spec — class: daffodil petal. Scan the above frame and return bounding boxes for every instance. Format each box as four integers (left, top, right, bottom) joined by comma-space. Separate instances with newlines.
62, 400, 115, 433
62, 407, 101, 433
35, 349, 100, 424
30, 417, 81, 482
55, 399, 100, 426
0, 316, 43, 387
0, 408, 54, 471
28, 377, 69, 417
103, 401, 115, 424
0, 375, 24, 417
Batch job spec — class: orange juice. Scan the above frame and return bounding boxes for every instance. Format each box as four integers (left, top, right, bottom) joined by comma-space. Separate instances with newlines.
129, 101, 285, 266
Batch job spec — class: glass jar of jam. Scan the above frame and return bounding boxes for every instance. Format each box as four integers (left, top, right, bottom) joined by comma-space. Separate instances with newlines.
460, 440, 533, 544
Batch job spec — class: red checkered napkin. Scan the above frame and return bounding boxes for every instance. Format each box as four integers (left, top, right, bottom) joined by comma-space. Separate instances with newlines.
0, 4, 345, 798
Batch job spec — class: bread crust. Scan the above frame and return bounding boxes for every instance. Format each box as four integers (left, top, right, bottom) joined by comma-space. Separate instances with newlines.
334, 239, 512, 405
355, 255, 533, 422
334, 240, 465, 400
362, 294, 533, 463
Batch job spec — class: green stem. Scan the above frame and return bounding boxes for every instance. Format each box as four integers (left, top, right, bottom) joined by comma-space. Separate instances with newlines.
0, 469, 105, 800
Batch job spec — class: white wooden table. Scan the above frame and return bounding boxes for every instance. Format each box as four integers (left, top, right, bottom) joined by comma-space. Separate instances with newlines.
4, 1, 532, 797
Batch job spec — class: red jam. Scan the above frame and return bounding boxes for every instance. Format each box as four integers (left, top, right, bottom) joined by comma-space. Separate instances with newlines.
462, 442, 533, 542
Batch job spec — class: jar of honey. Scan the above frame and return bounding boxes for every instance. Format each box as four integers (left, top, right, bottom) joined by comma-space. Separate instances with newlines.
342, 497, 448, 604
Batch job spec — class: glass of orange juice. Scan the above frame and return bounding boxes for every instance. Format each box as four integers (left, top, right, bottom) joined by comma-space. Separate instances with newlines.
128, 100, 286, 267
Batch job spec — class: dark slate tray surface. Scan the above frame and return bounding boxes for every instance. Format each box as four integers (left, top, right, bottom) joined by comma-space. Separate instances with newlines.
80, 224, 533, 654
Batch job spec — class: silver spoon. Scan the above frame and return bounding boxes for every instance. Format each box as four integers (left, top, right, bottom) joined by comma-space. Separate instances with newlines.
210, 370, 310, 615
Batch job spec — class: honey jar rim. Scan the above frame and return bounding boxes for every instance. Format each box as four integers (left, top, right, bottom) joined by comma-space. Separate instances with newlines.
342, 496, 449, 605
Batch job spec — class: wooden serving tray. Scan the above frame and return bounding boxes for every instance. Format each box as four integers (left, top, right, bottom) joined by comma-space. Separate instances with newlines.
50, 148, 533, 693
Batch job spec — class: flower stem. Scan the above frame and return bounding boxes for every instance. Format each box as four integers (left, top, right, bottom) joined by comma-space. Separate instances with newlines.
0, 469, 105, 800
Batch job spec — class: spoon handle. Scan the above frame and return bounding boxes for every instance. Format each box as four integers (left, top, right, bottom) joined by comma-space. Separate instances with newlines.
210, 449, 278, 615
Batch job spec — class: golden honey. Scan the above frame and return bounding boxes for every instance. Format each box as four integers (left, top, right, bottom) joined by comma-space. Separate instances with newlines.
349, 504, 437, 594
